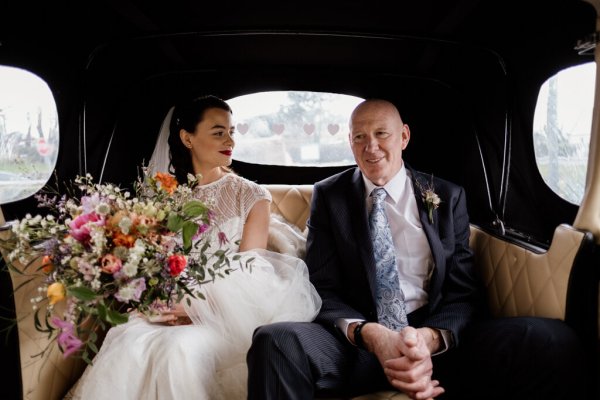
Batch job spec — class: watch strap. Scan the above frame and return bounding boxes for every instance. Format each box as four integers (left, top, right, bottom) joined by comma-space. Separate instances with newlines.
353, 321, 370, 349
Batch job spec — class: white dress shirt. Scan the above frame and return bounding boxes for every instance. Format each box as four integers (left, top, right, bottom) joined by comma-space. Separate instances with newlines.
361, 164, 434, 313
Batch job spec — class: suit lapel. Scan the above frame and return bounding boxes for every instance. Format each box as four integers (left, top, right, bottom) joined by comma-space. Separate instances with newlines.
407, 166, 445, 304
350, 169, 379, 302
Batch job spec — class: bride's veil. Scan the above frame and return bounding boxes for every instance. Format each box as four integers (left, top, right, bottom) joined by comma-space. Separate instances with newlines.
147, 106, 175, 176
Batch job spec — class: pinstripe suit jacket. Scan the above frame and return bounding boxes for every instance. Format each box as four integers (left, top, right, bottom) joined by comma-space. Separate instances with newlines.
305, 165, 482, 345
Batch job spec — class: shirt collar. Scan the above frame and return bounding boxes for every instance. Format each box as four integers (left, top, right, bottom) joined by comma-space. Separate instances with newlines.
362, 163, 407, 205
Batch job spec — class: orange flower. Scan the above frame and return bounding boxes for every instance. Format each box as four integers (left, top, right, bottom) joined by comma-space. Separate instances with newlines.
47, 282, 66, 305
155, 172, 178, 194
108, 210, 126, 229
112, 231, 136, 248
41, 255, 54, 273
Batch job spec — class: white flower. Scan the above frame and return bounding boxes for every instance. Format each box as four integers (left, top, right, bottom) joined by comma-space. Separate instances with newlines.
118, 217, 133, 234
122, 261, 138, 277
415, 175, 442, 224
95, 202, 111, 215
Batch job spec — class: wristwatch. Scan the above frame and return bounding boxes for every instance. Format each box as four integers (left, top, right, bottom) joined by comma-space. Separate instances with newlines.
353, 321, 370, 349
334, 318, 363, 344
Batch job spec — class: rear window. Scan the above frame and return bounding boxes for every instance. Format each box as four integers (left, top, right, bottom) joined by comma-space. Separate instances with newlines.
227, 91, 363, 166
533, 62, 595, 204
0, 66, 59, 204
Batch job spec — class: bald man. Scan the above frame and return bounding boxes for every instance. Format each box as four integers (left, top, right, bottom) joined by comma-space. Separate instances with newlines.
247, 99, 586, 400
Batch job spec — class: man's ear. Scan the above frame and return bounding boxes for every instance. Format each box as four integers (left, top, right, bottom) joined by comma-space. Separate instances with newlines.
179, 129, 192, 149
401, 124, 411, 150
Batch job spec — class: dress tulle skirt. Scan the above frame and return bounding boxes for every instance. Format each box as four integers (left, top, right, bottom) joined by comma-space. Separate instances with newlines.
70, 249, 321, 400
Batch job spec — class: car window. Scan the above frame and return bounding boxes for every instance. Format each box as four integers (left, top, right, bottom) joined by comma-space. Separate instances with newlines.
0, 66, 58, 204
227, 91, 363, 166
533, 62, 595, 205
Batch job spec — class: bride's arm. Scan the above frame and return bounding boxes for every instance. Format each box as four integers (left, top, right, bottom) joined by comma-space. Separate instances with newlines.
239, 199, 270, 251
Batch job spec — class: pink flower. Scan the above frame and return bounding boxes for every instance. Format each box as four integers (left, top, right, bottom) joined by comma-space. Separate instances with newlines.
207, 210, 216, 224
192, 223, 210, 240
160, 235, 177, 253
217, 231, 229, 247
81, 193, 101, 214
51, 317, 83, 358
167, 254, 187, 277
100, 254, 122, 274
77, 260, 96, 282
69, 212, 104, 243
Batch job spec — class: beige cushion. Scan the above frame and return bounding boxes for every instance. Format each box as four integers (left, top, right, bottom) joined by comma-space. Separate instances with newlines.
470, 224, 585, 319
267, 184, 313, 231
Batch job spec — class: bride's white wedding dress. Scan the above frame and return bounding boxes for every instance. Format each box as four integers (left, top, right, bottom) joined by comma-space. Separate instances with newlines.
71, 173, 321, 399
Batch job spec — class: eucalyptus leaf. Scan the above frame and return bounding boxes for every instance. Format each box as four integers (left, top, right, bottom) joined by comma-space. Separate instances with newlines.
182, 200, 208, 218
105, 309, 129, 325
182, 221, 199, 252
68, 286, 98, 301
97, 303, 108, 321
167, 213, 184, 232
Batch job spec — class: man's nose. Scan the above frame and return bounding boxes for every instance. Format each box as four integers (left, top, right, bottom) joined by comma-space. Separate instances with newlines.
365, 136, 379, 152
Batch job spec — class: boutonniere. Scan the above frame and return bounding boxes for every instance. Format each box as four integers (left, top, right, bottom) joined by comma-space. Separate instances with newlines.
415, 175, 441, 224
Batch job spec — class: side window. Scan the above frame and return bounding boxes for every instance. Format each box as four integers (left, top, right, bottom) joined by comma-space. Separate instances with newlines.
227, 91, 363, 166
533, 62, 595, 204
0, 66, 59, 204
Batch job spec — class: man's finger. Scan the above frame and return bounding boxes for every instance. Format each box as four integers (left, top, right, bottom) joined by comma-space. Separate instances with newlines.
414, 380, 445, 400
401, 326, 419, 347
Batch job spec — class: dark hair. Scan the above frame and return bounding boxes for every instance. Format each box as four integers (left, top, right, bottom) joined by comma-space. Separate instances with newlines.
168, 95, 232, 184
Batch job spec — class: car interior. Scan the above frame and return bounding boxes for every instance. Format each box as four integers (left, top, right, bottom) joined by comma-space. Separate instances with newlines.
1, 1, 599, 399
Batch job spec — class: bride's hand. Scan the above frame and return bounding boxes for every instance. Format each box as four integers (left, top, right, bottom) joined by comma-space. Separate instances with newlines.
147, 303, 192, 325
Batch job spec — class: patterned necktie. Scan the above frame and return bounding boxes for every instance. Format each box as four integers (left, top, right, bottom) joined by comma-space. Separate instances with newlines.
369, 188, 408, 331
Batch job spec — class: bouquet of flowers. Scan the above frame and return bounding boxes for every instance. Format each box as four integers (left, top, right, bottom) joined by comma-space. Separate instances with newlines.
2, 169, 244, 363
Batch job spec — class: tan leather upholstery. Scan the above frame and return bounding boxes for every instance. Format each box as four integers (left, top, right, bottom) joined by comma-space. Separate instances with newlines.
267, 184, 313, 231
470, 224, 585, 319
0, 208, 87, 400
2, 186, 589, 400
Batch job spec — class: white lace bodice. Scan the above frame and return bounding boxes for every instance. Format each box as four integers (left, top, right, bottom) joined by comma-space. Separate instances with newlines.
193, 173, 271, 250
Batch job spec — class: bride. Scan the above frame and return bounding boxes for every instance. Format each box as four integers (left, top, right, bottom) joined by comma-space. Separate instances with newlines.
70, 95, 321, 399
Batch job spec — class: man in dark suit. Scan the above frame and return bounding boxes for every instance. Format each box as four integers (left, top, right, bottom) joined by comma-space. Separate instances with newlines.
247, 99, 585, 400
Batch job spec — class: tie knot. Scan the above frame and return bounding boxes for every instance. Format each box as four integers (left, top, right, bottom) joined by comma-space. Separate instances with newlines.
372, 188, 387, 204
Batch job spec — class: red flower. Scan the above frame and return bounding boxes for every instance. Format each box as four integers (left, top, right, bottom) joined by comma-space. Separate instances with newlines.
167, 254, 187, 277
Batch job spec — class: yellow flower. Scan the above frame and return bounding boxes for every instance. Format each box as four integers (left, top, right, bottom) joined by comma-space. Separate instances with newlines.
47, 282, 66, 305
